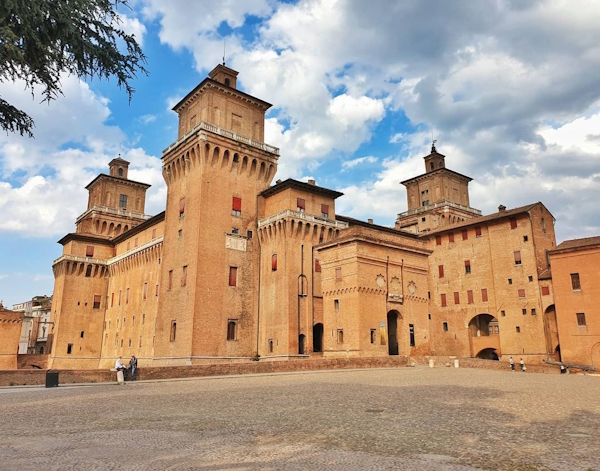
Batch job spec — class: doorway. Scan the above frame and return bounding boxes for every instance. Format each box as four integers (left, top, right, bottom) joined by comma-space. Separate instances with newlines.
313, 323, 323, 352
387, 310, 400, 355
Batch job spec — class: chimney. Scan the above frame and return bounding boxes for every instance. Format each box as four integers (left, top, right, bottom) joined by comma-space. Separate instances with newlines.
307, 179, 316, 186
368, 218, 373, 224
498, 205, 506, 213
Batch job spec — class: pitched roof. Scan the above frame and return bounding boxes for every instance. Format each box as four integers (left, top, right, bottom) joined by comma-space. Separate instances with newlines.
260, 179, 343, 199
85, 173, 151, 190
550, 235, 600, 254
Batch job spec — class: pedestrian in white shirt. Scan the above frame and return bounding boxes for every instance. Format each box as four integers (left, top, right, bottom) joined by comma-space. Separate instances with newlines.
115, 356, 127, 372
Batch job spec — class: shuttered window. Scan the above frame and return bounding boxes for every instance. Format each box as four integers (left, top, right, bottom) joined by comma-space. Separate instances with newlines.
475, 227, 482, 237
315, 260, 321, 272
481, 288, 488, 302
297, 198, 305, 211
462, 229, 468, 240
510, 217, 517, 229
448, 232, 454, 243
441, 293, 447, 307
86, 245, 94, 257
541, 286, 550, 296
93, 295, 101, 309
321, 204, 329, 218
229, 267, 237, 286
272, 254, 277, 271
454, 292, 460, 304
514, 251, 522, 265
436, 235, 442, 245
438, 265, 444, 278
179, 197, 185, 216
467, 290, 474, 304
232, 197, 242, 216
465, 260, 471, 274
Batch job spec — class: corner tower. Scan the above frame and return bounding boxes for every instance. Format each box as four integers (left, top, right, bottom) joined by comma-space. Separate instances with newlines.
155, 64, 279, 364
396, 144, 481, 233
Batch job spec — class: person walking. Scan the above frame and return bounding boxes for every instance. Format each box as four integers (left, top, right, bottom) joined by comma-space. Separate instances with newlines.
509, 356, 515, 371
520, 358, 526, 372
128, 355, 138, 381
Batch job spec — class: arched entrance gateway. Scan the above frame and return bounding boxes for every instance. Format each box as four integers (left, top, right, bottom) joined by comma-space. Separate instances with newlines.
543, 304, 560, 360
468, 314, 501, 358
312, 323, 323, 353
387, 310, 401, 356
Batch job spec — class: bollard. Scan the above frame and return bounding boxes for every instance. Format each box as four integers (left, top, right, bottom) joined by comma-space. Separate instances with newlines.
454, 359, 459, 368
429, 359, 434, 368
117, 370, 125, 384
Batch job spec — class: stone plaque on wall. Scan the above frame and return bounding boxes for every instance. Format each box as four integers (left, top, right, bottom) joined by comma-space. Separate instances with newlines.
225, 235, 247, 252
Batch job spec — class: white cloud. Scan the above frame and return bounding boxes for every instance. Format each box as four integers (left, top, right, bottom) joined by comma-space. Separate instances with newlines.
138, 114, 157, 125
118, 14, 147, 45
341, 156, 377, 170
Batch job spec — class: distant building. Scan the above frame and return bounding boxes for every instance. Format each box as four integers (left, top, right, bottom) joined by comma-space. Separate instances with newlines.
13, 295, 53, 354
44, 63, 593, 370
0, 302, 23, 369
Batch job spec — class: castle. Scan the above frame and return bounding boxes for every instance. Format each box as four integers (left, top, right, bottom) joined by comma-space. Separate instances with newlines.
47, 64, 577, 370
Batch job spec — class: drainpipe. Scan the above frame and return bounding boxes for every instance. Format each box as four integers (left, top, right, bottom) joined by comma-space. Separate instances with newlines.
255, 193, 262, 358
297, 244, 308, 354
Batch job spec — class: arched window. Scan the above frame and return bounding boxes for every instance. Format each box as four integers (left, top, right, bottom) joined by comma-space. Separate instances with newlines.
227, 319, 238, 341
118, 168, 123, 177
430, 162, 434, 171
224, 78, 230, 87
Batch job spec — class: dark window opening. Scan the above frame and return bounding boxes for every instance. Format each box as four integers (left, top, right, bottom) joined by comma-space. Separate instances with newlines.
67, 344, 73, 354
465, 260, 471, 274
571, 273, 581, 290
409, 324, 415, 347
93, 295, 101, 309
370, 329, 376, 344
227, 320, 238, 341
119, 194, 128, 209
85, 265, 93, 277
443, 322, 449, 332
576, 312, 586, 326
170, 321, 177, 342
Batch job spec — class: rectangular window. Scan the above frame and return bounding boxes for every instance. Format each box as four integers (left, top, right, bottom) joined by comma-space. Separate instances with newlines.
518, 289, 526, 298
297, 198, 305, 212
541, 286, 550, 296
508, 278, 513, 285
247, 230, 253, 238
80, 331, 84, 338
523, 235, 528, 242
528, 275, 533, 282
334, 299, 340, 311
571, 273, 581, 290
438, 265, 444, 278
126, 288, 129, 304
119, 290, 122, 305
335, 267, 342, 280
370, 329, 376, 344
321, 204, 329, 219
531, 308, 536, 316
182, 265, 187, 287
522, 308, 527, 315
111, 292, 114, 307
465, 260, 471, 274
155, 284, 159, 296
170, 321, 177, 342
576, 312, 586, 326
67, 343, 73, 354
514, 251, 522, 265
272, 254, 278, 271
139, 336, 142, 348
86, 245, 94, 257
481, 288, 488, 302
454, 292, 460, 305
443, 322, 449, 332
501, 310, 506, 317
232, 196, 242, 216
441, 293, 447, 307
168, 270, 173, 290
179, 197, 185, 217
119, 194, 128, 209
467, 290, 474, 304
229, 267, 237, 287
461, 229, 468, 240
315, 259, 321, 272
516, 326, 521, 333
409, 324, 415, 347
435, 235, 442, 245
93, 294, 101, 309
227, 319, 238, 341
143, 282, 148, 300
510, 217, 517, 229
85, 265, 92, 277
448, 232, 454, 243
475, 227, 482, 237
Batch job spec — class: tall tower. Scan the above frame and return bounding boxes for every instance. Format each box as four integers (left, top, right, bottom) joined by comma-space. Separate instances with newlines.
154, 64, 279, 364
396, 144, 481, 233
50, 160, 151, 368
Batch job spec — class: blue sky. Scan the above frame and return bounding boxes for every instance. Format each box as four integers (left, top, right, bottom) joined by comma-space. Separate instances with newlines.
2, 0, 600, 307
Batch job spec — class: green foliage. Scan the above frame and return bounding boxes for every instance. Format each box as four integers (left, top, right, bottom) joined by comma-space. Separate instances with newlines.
0, 0, 148, 137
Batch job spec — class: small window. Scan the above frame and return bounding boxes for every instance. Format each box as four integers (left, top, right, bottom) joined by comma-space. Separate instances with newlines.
508, 278, 513, 285
224, 77, 231, 87
118, 167, 124, 177
523, 235, 528, 242
232, 197, 242, 217
119, 194, 128, 209
541, 286, 550, 296
448, 233, 454, 243
475, 227, 482, 237
467, 290, 474, 304
111, 292, 114, 307
510, 217, 517, 229
182, 265, 187, 287
516, 326, 521, 333
178, 229, 183, 238
126, 288, 129, 304
134, 237, 138, 247
441, 293, 447, 307
227, 320, 238, 340
168, 270, 173, 290
120, 339, 124, 347
86, 245, 94, 257
531, 308, 536, 316
247, 230, 253, 238
85, 264, 93, 277
179, 197, 185, 217
297, 198, 306, 212
170, 321, 177, 342
334, 299, 340, 311
421, 217, 426, 222
370, 329, 376, 344
514, 251, 522, 265
155, 284, 159, 296
335, 267, 342, 280
454, 292, 460, 304
461, 229, 468, 240
142, 313, 145, 324
528, 275, 533, 282
435, 235, 442, 246
409, 324, 415, 347
143, 282, 148, 300
438, 265, 444, 278
93, 294, 101, 309
337, 329, 344, 344
233, 153, 239, 163
119, 290, 122, 305
481, 288, 488, 302
152, 228, 157, 238
428, 313, 431, 320
571, 273, 581, 290
139, 336, 142, 348
465, 260, 471, 274
422, 200, 429, 206
315, 259, 322, 272
576, 312, 586, 326
272, 254, 277, 271
321, 204, 329, 219
268, 339, 274, 353
67, 343, 73, 354
229, 267, 237, 287
80, 331, 84, 338
522, 308, 527, 315
231, 227, 239, 234
518, 289, 525, 298
501, 310, 506, 317
442, 322, 449, 332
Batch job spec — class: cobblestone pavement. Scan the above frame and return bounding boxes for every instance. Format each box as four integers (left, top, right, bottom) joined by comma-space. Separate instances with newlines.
0, 367, 598, 471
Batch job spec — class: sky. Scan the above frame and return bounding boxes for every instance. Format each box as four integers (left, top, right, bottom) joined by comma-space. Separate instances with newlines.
1, 0, 600, 307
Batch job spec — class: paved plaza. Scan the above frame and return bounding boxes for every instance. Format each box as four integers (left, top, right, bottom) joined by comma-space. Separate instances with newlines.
0, 367, 598, 470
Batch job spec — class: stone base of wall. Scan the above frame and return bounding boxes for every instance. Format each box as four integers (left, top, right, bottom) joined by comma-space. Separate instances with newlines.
0, 355, 563, 387
17, 354, 49, 370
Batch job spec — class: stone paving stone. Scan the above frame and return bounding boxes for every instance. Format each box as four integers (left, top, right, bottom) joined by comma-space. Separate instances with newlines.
0, 367, 598, 470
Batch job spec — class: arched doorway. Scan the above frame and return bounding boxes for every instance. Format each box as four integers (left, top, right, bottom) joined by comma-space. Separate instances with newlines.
312, 323, 323, 352
543, 304, 559, 357
298, 334, 306, 355
468, 314, 500, 357
387, 310, 400, 356
476, 348, 499, 360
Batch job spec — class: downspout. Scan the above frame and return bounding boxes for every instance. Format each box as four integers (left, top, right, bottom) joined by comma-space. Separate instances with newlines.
255, 193, 262, 358
297, 244, 306, 354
